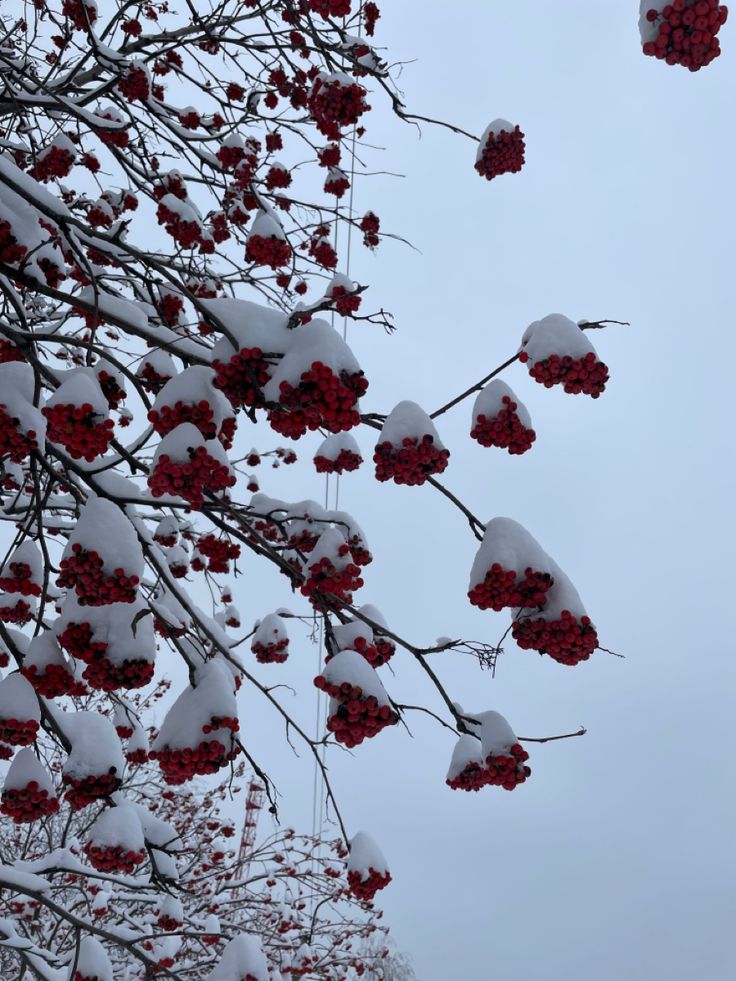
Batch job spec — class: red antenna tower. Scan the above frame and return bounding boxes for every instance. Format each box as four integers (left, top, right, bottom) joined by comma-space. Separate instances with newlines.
237, 778, 265, 880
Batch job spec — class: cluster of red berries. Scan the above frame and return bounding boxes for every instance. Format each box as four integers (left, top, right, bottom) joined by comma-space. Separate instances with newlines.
0, 716, 39, 746
0, 221, 28, 265
0, 561, 41, 596
475, 125, 526, 180
329, 285, 361, 315
252, 638, 289, 663
97, 370, 125, 411
0, 408, 38, 463
42, 402, 114, 461
148, 399, 221, 442
1, 783, 60, 824
265, 164, 291, 190
301, 548, 364, 605
314, 447, 363, 473
117, 65, 150, 102
308, 0, 351, 17
156, 201, 203, 250
93, 112, 130, 148
325, 169, 351, 198
196, 534, 240, 573
148, 445, 236, 509
22, 661, 86, 699
57, 544, 140, 605
358, 211, 380, 249
63, 771, 121, 810
643, 1, 728, 70
0, 598, 33, 624
519, 349, 609, 398
62, 0, 97, 29
57, 620, 107, 663
126, 746, 148, 765
471, 396, 536, 454
84, 841, 146, 874
269, 363, 368, 439
150, 739, 239, 785
325, 696, 398, 748
309, 76, 370, 140
30, 145, 75, 183
308, 233, 338, 269
213, 346, 274, 410
157, 912, 184, 931
82, 655, 155, 692
139, 361, 174, 395
364, 1, 380, 34
347, 867, 392, 900
468, 564, 553, 612
449, 743, 531, 792
512, 611, 598, 666
373, 435, 450, 486
246, 232, 292, 269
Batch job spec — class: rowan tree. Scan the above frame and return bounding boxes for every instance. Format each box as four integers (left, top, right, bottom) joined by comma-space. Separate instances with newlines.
0, 0, 703, 975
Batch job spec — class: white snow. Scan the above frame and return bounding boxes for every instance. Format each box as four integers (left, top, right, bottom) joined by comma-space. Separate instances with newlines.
469, 518, 554, 590
4, 747, 54, 793
314, 432, 361, 461
0, 673, 40, 724
207, 934, 269, 981
320, 650, 390, 705
88, 803, 145, 852
520, 314, 598, 363
379, 400, 444, 447
264, 319, 362, 399
477, 710, 518, 758
74, 936, 113, 981
62, 713, 125, 782
61, 496, 144, 581
347, 831, 389, 880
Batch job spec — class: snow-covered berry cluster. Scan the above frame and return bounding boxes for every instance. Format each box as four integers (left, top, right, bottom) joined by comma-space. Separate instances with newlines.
641, 1, 728, 70
84, 840, 146, 874
520, 315, 609, 398
251, 613, 290, 663
195, 534, 240, 573
42, 402, 114, 461
1, 781, 60, 823
373, 401, 449, 486
347, 867, 392, 900
309, 73, 370, 140
63, 771, 122, 810
57, 544, 140, 605
512, 610, 598, 666
213, 346, 273, 410
269, 363, 367, 438
315, 651, 398, 747
469, 564, 553, 612
447, 712, 531, 792
475, 120, 525, 181
149, 436, 236, 509
150, 740, 239, 785
470, 381, 536, 455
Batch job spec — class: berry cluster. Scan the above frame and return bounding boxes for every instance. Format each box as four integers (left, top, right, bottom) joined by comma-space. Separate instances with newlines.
269, 363, 368, 439
475, 125, 525, 180
57, 544, 140, 605
150, 739, 239, 785
0, 716, 39, 746
148, 400, 221, 441
30, 145, 75, 183
643, 1, 728, 70
213, 346, 273, 409
324, 169, 351, 198
82, 655, 155, 693
63, 771, 121, 810
446, 758, 491, 792
62, 0, 97, 29
22, 661, 86, 699
0, 598, 33, 624
308, 0, 351, 17
512, 611, 598, 666
347, 867, 392, 901
309, 76, 370, 140
252, 637, 289, 663
96, 370, 125, 410
468, 564, 553, 612
0, 561, 41, 596
0, 221, 28, 265
301, 548, 364, 605
156, 201, 203, 250
196, 534, 240, 573
117, 65, 150, 102
148, 446, 236, 509
360, 211, 380, 248
485, 743, 531, 790
42, 403, 114, 461
0, 407, 38, 463
314, 447, 363, 474
157, 912, 184, 931
84, 841, 146, 874
245, 232, 292, 268
325, 697, 398, 748
471, 396, 536, 454
329, 284, 361, 315
519, 349, 609, 398
373, 435, 450, 486
1, 783, 60, 824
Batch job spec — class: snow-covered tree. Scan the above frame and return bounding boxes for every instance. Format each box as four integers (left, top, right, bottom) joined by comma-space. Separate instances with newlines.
0, 0, 638, 974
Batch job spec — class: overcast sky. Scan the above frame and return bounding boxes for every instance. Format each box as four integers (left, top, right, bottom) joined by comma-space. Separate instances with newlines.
248, 4, 736, 979
3, 2, 735, 979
